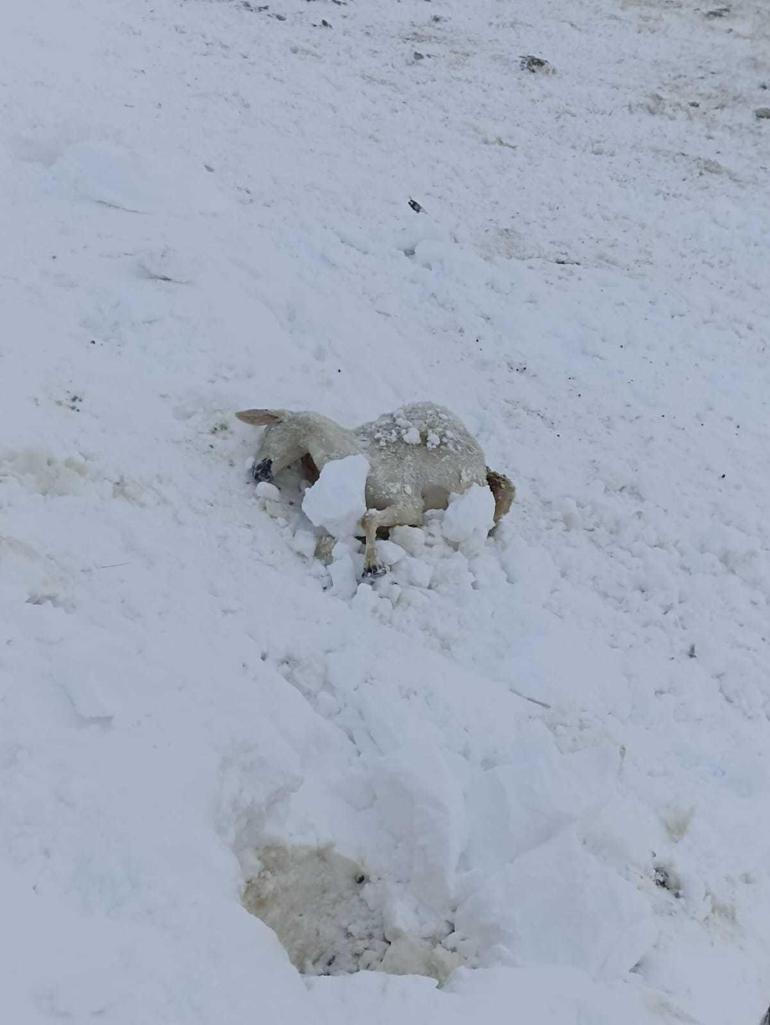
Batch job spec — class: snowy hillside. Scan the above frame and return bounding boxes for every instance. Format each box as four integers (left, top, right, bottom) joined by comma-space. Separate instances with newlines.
2, 0, 770, 1021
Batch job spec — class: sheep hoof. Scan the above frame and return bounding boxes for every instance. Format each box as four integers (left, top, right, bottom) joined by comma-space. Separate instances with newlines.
252, 458, 273, 483
362, 562, 387, 580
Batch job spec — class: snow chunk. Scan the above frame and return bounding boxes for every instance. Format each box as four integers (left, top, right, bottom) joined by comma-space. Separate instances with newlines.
389, 525, 426, 555
61, 673, 115, 727
463, 731, 617, 870
393, 556, 433, 589
375, 540, 406, 567
288, 529, 317, 560
255, 481, 281, 503
45, 141, 225, 214
455, 831, 656, 980
302, 455, 370, 539
329, 542, 362, 599
441, 484, 495, 552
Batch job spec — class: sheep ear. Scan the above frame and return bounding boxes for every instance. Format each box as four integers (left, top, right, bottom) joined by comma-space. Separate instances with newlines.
235, 409, 284, 426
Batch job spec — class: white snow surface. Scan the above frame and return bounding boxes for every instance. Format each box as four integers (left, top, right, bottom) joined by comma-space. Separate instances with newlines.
302, 454, 370, 539
1, 0, 770, 1023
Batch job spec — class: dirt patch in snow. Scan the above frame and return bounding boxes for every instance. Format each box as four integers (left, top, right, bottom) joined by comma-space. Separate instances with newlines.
242, 844, 463, 983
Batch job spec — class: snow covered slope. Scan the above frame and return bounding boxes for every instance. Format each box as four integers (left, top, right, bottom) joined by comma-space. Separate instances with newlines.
2, 0, 770, 1021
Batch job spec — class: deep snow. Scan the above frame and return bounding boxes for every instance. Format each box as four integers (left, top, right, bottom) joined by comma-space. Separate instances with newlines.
2, 0, 770, 1022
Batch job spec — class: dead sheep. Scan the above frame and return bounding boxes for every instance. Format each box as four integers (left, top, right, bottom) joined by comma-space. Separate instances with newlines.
236, 402, 515, 576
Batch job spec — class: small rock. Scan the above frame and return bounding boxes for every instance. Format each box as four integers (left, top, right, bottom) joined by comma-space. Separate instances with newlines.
653, 865, 683, 898
755, 107, 770, 120
520, 54, 553, 74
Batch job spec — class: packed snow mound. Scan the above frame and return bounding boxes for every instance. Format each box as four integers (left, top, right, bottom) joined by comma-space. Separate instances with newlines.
302, 455, 370, 539
455, 831, 656, 980
441, 484, 496, 552
44, 140, 225, 215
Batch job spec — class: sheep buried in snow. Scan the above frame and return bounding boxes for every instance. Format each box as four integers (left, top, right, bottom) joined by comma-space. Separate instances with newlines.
236, 402, 515, 576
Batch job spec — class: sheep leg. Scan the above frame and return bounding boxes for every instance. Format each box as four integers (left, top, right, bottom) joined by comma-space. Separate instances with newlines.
361, 502, 423, 577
